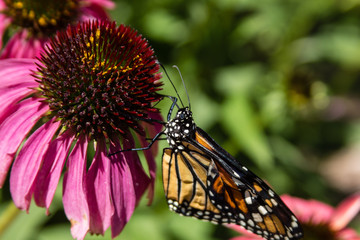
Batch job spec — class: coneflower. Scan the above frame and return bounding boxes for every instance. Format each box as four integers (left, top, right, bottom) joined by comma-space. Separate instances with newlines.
0, 20, 163, 239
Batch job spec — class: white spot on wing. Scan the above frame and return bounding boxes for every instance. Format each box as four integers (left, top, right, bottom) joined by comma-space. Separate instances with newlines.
245, 191, 253, 205
252, 213, 263, 222
258, 206, 268, 215
247, 219, 255, 227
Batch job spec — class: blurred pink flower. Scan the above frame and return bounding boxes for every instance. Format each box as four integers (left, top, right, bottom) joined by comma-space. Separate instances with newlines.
0, 0, 114, 58
229, 194, 360, 240
0, 20, 163, 239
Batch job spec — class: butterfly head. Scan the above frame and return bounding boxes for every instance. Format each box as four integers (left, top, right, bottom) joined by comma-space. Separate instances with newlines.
165, 107, 196, 149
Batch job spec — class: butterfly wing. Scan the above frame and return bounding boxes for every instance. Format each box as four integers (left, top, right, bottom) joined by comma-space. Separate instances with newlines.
162, 126, 303, 240
162, 142, 222, 220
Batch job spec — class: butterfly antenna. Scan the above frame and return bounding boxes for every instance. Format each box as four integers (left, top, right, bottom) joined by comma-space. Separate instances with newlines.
173, 65, 191, 110
161, 64, 184, 108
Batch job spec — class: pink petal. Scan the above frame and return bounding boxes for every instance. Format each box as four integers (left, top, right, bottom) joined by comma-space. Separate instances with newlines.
109, 139, 137, 238
330, 193, 360, 231
338, 228, 360, 240
138, 111, 163, 204
83, 0, 115, 9
80, 5, 110, 21
136, 133, 156, 205
0, 58, 38, 87
0, 98, 48, 187
0, 30, 48, 59
10, 119, 60, 211
0, 87, 37, 124
80, 0, 114, 20
85, 139, 113, 235
63, 135, 89, 240
34, 130, 75, 213
0, 59, 39, 124
281, 194, 334, 224
142, 111, 163, 156
123, 133, 151, 205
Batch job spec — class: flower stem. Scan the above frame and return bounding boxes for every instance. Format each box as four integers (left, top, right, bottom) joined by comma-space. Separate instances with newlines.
0, 202, 20, 236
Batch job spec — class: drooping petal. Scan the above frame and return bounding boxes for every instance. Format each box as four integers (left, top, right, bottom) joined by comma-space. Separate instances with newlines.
84, 0, 115, 9
123, 132, 151, 205
330, 193, 360, 231
10, 118, 60, 211
143, 111, 164, 156
0, 59, 38, 123
0, 58, 38, 87
137, 111, 163, 204
80, 0, 114, 21
63, 135, 89, 240
0, 98, 48, 187
0, 87, 37, 124
0, 0, 5, 10
80, 5, 109, 21
0, 31, 48, 59
109, 139, 137, 238
337, 228, 360, 240
136, 133, 156, 205
85, 139, 113, 235
34, 130, 75, 213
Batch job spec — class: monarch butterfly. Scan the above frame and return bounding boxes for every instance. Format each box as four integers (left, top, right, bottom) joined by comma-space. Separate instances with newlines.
118, 67, 304, 240
161, 103, 303, 240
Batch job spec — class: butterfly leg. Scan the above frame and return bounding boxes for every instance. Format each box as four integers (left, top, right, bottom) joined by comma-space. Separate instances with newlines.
108, 131, 165, 156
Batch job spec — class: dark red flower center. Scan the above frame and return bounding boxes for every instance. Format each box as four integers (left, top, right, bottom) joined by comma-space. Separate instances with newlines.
3, 0, 79, 37
35, 21, 162, 140
301, 222, 337, 240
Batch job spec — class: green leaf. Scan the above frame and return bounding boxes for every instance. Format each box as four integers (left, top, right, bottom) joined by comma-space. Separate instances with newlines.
222, 94, 273, 169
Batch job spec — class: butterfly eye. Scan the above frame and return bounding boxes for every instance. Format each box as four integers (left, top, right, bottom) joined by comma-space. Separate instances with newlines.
179, 113, 185, 120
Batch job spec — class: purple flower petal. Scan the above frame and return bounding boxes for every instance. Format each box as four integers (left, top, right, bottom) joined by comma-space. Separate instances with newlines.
34, 130, 75, 213
0, 87, 37, 124
80, 6, 109, 21
0, 98, 48, 187
1, 1, 114, 59
123, 132, 151, 205
80, 0, 114, 21
138, 111, 163, 204
63, 135, 90, 240
109, 139, 137, 238
136, 133, 156, 205
85, 139, 113, 235
84, 0, 115, 8
0, 31, 48, 59
10, 118, 60, 211
0, 59, 38, 87
330, 193, 360, 231
0, 0, 5, 10
0, 59, 39, 124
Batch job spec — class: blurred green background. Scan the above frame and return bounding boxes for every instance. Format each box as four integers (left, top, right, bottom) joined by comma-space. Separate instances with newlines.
1, 0, 360, 239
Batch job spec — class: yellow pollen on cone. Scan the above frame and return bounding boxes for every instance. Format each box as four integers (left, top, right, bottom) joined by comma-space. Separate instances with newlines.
28, 10, 35, 20
38, 16, 47, 26
13, 2, 23, 9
